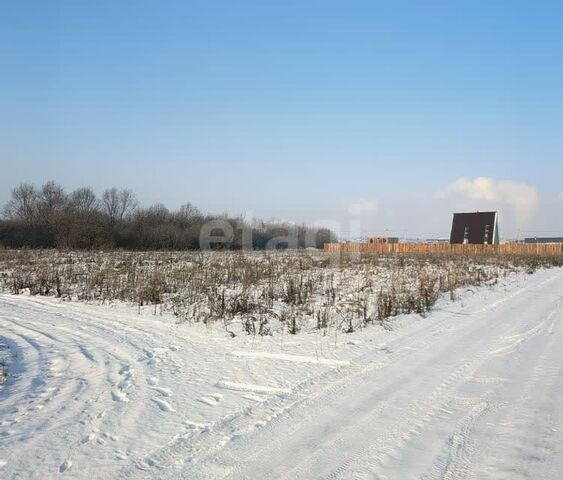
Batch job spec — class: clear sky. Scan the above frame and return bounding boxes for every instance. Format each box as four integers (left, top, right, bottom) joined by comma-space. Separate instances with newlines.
1, 0, 562, 238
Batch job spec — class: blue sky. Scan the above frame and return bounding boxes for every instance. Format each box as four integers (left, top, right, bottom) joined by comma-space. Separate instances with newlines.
1, 0, 562, 237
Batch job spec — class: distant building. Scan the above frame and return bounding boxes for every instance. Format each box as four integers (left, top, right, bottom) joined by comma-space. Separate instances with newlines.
450, 212, 499, 245
425, 238, 450, 244
368, 237, 399, 244
524, 237, 563, 244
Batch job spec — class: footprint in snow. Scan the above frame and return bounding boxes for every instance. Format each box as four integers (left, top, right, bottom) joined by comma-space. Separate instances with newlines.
138, 351, 158, 365
111, 389, 129, 403
150, 386, 172, 397
198, 393, 223, 407
115, 451, 128, 461
146, 377, 159, 386
118, 377, 133, 390
102, 432, 118, 442
111, 367, 134, 402
137, 457, 160, 470
118, 364, 132, 375
184, 420, 208, 430
152, 397, 175, 412
81, 432, 95, 444
59, 459, 72, 473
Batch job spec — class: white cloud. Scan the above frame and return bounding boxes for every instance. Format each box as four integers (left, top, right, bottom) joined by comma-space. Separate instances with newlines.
348, 199, 378, 216
441, 177, 539, 225
557, 192, 563, 203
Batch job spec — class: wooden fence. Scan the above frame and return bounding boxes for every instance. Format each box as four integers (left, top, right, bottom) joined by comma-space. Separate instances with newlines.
324, 242, 563, 257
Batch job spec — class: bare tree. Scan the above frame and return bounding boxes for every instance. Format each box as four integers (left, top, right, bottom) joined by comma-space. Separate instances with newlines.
147, 203, 170, 220
173, 202, 203, 231
3, 183, 38, 222
1, 181, 335, 250
38, 181, 67, 221
178, 202, 201, 221
69, 187, 98, 214
102, 187, 138, 224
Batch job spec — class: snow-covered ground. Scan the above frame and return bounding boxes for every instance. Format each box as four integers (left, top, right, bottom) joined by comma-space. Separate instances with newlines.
1, 267, 563, 479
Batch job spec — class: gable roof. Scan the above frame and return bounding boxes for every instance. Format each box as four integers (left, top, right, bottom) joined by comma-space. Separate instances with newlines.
450, 211, 499, 244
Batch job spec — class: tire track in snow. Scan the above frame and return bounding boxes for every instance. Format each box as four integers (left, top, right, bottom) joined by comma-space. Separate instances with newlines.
121, 307, 464, 478
127, 268, 528, 478
459, 306, 563, 480
0, 294, 213, 478
355, 292, 563, 480
175, 269, 563, 480
0, 304, 154, 477
2, 269, 562, 479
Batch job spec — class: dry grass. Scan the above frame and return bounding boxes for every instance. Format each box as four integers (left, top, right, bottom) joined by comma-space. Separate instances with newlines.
0, 249, 561, 336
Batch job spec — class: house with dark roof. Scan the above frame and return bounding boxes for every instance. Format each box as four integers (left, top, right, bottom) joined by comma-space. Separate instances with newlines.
450, 211, 499, 245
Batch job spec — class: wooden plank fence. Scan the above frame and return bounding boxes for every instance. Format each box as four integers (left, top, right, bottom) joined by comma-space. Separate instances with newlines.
324, 242, 563, 257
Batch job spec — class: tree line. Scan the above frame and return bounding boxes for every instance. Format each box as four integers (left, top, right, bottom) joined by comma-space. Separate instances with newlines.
0, 181, 335, 250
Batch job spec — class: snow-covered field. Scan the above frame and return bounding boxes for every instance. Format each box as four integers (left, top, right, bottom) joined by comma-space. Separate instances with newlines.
1, 254, 563, 478
0, 249, 535, 336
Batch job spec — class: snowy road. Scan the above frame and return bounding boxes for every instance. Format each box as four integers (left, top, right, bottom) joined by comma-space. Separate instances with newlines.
1, 269, 563, 479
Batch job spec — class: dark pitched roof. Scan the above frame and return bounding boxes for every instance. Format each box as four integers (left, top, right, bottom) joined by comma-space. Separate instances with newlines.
450, 212, 498, 245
